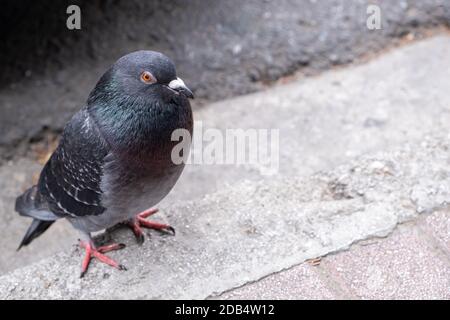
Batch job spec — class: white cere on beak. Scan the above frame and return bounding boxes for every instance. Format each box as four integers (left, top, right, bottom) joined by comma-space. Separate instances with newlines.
168, 77, 187, 91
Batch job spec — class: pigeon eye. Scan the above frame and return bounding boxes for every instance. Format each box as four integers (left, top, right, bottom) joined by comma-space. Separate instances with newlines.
140, 71, 156, 84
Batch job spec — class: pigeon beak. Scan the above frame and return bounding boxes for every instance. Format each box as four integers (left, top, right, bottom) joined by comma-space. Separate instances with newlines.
168, 77, 194, 99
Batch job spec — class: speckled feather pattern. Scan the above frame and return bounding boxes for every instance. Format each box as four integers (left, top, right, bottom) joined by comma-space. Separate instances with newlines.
38, 108, 107, 218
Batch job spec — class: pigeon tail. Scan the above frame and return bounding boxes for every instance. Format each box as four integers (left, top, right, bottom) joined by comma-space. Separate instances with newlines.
15, 186, 58, 250
15, 186, 58, 220
16, 186, 39, 217
17, 219, 55, 250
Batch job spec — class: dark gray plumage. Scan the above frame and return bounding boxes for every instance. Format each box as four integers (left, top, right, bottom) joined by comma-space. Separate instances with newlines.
15, 51, 193, 274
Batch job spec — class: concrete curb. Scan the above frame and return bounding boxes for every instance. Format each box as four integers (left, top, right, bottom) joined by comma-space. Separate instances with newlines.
0, 133, 448, 299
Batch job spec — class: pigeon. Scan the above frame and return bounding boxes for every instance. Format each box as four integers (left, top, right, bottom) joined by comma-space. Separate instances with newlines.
15, 51, 194, 277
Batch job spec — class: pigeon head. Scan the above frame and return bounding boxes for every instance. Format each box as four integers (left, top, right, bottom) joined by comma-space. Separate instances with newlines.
86, 51, 194, 154
88, 50, 193, 107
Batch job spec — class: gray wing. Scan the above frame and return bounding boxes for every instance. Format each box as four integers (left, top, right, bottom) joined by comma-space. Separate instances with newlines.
37, 107, 110, 218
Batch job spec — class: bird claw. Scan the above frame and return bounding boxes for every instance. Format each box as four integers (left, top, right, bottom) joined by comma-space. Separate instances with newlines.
118, 264, 127, 271
165, 226, 176, 236
135, 232, 145, 245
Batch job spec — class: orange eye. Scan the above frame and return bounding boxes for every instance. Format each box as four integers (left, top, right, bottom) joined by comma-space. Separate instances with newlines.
140, 71, 156, 84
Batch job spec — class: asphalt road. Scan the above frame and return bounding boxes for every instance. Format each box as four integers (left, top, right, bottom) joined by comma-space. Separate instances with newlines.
0, 0, 449, 162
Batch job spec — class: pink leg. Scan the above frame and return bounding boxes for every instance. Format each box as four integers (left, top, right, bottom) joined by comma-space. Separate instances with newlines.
98, 243, 126, 253
138, 208, 159, 219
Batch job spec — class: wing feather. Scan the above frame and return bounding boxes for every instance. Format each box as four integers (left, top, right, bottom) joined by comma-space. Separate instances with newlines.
37, 107, 109, 217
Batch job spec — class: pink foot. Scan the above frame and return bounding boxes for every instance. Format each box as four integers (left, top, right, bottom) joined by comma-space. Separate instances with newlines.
79, 241, 126, 278
128, 208, 175, 244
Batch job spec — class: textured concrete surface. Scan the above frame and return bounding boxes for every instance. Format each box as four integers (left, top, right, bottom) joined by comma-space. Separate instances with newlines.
0, 133, 448, 299
1, 1, 450, 161
423, 209, 450, 251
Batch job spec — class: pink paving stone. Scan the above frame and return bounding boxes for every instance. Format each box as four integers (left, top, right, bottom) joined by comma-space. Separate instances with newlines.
321, 223, 450, 299
216, 263, 340, 300
423, 208, 450, 251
